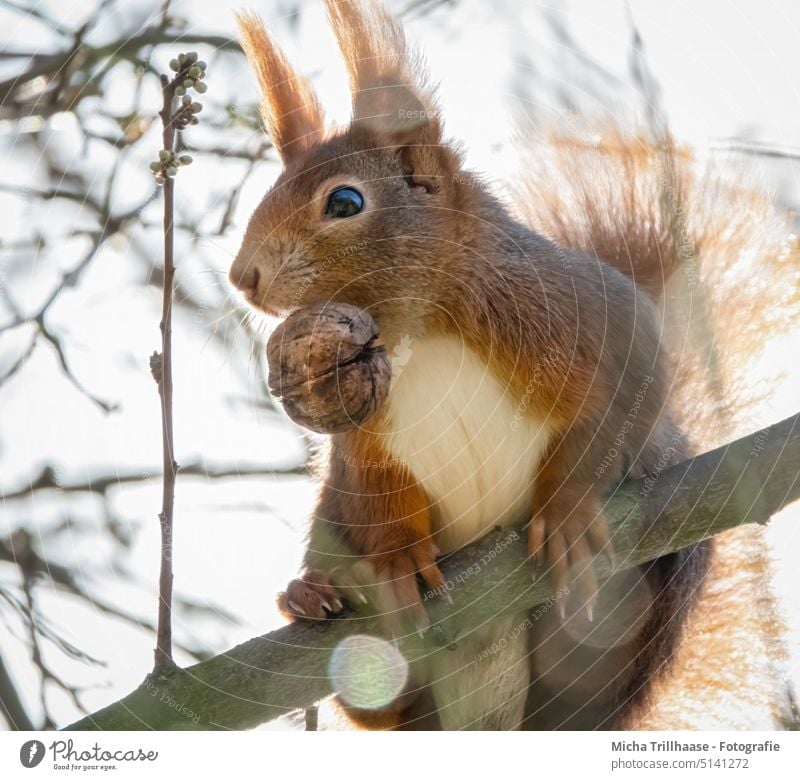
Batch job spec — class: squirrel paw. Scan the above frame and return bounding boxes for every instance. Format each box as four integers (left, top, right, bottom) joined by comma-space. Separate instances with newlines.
366, 539, 446, 638
528, 501, 612, 621
277, 570, 346, 621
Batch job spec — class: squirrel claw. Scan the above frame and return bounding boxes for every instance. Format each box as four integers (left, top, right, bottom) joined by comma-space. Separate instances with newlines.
279, 571, 346, 622
528, 495, 608, 620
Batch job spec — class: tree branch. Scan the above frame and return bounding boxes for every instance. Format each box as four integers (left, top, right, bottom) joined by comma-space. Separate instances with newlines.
148, 51, 208, 672
152, 71, 179, 671
0, 25, 239, 107
0, 651, 35, 731
0, 461, 307, 502
0, 528, 223, 663
65, 412, 800, 731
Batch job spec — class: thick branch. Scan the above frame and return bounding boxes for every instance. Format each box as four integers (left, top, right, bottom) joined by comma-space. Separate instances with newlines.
66, 412, 800, 730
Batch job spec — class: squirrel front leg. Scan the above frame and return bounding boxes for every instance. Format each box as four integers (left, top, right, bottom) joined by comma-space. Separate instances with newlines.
279, 428, 445, 635
528, 431, 613, 619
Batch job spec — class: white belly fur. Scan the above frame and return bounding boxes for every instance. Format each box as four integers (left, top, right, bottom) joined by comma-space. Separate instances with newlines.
384, 336, 552, 553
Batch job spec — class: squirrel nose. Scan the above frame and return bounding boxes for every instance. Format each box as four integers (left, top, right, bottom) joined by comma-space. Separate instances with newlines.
230, 264, 260, 297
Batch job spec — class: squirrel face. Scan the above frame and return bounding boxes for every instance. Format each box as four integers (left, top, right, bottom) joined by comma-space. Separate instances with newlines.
230, 3, 465, 328
231, 125, 463, 319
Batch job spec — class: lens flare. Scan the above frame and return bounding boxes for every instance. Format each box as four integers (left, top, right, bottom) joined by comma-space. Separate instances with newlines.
328, 634, 408, 709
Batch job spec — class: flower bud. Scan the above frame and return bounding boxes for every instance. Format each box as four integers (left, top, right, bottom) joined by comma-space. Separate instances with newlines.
169, 58, 180, 71
178, 155, 193, 165
194, 81, 207, 94
158, 149, 171, 161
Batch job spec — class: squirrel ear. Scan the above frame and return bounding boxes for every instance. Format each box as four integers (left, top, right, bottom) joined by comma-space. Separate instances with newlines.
325, 0, 441, 145
237, 11, 325, 162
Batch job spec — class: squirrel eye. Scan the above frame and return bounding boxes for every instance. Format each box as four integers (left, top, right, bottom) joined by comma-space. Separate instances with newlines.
325, 187, 364, 218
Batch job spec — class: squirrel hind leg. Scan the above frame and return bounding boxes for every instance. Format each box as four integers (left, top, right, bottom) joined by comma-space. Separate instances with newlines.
523, 541, 712, 730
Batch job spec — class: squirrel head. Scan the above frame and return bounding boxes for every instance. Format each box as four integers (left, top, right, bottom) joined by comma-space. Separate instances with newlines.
229, 0, 465, 328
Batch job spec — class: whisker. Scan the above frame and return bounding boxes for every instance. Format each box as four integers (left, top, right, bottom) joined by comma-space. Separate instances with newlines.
206, 300, 242, 330
196, 236, 236, 258
193, 268, 228, 276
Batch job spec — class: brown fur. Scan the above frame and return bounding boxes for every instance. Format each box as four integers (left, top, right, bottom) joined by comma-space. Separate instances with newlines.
230, 0, 799, 729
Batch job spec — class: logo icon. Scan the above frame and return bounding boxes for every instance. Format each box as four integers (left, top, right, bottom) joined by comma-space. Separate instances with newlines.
19, 740, 45, 768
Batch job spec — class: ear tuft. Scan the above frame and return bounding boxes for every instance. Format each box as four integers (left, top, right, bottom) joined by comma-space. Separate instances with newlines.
237, 11, 325, 162
324, 0, 440, 143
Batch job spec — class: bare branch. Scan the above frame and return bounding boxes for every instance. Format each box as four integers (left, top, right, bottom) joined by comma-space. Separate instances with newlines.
150, 52, 210, 670
0, 0, 73, 36
0, 650, 35, 730
37, 321, 117, 412
0, 461, 307, 502
0, 333, 36, 388
0, 184, 157, 411
0, 23, 239, 108
0, 530, 212, 662
711, 139, 800, 162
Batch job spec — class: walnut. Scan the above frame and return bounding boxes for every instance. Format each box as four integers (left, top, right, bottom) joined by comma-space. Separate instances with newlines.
266, 302, 391, 433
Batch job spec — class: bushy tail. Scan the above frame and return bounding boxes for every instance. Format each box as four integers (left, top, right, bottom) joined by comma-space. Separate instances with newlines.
515, 128, 799, 442
513, 127, 800, 728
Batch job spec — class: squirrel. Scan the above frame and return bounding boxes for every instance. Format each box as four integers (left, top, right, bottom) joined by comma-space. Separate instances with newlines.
229, 0, 798, 729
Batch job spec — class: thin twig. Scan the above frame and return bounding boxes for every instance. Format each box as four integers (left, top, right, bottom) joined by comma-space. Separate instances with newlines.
0, 532, 215, 662
0, 460, 307, 502
0, 26, 238, 107
0, 651, 35, 730
217, 157, 259, 235
153, 72, 179, 671
0, 333, 36, 388
37, 320, 117, 412
147, 51, 208, 670
0, 184, 157, 409
711, 140, 800, 162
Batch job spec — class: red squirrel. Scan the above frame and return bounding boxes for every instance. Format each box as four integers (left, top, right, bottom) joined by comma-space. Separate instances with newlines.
230, 0, 797, 729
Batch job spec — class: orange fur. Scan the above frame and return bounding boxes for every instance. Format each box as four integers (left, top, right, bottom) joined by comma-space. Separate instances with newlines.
236, 12, 325, 161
